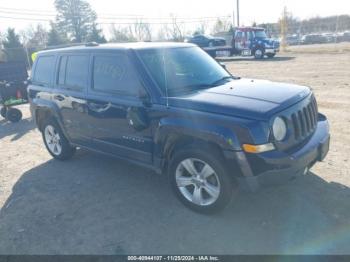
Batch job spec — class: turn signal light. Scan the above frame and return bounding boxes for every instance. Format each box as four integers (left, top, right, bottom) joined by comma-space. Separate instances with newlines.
242, 143, 275, 153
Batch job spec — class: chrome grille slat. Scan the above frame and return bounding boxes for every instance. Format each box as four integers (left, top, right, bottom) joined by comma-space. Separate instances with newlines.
307, 105, 314, 129
291, 113, 300, 139
307, 105, 313, 128
311, 98, 318, 124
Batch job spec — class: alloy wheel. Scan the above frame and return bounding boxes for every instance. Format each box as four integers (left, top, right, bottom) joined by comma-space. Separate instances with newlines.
44, 125, 62, 156
175, 158, 221, 206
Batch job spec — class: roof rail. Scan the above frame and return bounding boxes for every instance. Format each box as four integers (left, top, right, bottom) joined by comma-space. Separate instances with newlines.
85, 42, 99, 47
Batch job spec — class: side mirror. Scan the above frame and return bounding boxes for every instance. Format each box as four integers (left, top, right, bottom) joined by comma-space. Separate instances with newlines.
127, 106, 149, 131
138, 89, 152, 107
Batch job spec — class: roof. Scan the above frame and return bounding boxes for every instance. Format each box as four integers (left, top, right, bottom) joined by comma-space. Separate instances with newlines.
38, 42, 196, 55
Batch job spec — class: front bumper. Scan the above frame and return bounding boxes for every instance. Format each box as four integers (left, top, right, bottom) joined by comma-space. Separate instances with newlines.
265, 48, 279, 54
237, 114, 330, 192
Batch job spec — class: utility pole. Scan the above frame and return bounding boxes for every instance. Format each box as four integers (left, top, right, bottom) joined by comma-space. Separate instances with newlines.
232, 8, 235, 27
280, 6, 288, 52
236, 0, 240, 27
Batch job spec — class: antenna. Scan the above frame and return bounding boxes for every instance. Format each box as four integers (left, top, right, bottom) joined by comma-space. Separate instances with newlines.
161, 48, 169, 108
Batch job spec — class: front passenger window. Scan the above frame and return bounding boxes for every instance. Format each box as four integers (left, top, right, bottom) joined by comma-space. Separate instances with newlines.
92, 54, 141, 96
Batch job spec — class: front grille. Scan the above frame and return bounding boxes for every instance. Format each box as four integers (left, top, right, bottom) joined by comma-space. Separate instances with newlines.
290, 95, 318, 140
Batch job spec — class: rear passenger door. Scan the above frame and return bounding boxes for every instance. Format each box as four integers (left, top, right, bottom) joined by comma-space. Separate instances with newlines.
54, 54, 91, 145
85, 52, 153, 164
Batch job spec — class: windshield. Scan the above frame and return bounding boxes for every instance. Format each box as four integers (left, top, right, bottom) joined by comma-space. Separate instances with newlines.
254, 30, 267, 38
137, 47, 232, 96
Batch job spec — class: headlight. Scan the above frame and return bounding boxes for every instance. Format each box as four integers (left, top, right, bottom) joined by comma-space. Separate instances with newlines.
272, 117, 287, 141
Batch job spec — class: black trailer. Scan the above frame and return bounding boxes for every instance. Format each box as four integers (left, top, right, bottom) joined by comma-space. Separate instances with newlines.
0, 61, 29, 122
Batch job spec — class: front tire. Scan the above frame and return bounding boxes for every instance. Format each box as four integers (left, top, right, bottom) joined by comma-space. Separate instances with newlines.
42, 118, 76, 160
169, 147, 234, 213
254, 48, 264, 59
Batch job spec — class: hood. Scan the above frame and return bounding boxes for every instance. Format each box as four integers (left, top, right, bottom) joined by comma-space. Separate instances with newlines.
257, 38, 279, 46
168, 78, 311, 120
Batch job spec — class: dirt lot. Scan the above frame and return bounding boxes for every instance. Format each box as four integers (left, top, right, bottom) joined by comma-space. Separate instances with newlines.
0, 43, 350, 254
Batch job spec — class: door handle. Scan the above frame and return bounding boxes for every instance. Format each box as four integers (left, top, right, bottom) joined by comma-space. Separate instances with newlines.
54, 95, 65, 101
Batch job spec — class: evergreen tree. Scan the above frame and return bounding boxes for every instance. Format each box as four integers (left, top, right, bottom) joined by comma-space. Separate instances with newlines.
47, 22, 68, 46
2, 28, 27, 63
54, 0, 97, 43
3, 28, 22, 49
87, 23, 107, 43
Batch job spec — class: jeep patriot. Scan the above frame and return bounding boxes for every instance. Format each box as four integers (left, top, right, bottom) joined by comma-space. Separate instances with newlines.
28, 42, 330, 213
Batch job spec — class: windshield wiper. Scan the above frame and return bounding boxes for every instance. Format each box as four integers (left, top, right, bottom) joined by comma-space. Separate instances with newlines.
167, 83, 212, 95
210, 76, 234, 86
182, 83, 212, 89
169, 77, 239, 95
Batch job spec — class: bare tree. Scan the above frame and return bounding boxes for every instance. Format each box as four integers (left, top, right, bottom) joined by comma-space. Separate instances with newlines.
128, 20, 152, 41
211, 18, 232, 35
21, 24, 48, 49
193, 21, 208, 35
109, 24, 136, 42
158, 14, 186, 41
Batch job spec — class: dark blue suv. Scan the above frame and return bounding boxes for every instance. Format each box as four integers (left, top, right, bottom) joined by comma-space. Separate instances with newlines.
28, 42, 330, 213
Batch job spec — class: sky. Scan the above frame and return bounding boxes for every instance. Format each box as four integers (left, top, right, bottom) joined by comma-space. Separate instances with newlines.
0, 0, 349, 38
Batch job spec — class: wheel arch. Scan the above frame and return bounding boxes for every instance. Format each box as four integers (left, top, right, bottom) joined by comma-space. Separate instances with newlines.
33, 99, 66, 136
154, 119, 243, 178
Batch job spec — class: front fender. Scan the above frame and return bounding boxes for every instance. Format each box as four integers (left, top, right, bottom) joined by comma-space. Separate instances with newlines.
154, 117, 242, 158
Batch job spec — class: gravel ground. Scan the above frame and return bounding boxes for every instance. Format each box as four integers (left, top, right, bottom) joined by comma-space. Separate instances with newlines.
0, 45, 350, 254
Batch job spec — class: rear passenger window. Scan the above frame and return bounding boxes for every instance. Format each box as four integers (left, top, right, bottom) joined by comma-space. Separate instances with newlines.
57, 55, 89, 91
92, 54, 141, 96
33, 56, 55, 86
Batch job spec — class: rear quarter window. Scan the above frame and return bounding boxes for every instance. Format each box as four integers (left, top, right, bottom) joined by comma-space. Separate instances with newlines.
33, 55, 55, 86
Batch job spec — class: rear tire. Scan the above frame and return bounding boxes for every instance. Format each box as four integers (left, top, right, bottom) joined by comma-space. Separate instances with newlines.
266, 53, 276, 58
42, 118, 76, 160
6, 108, 22, 123
0, 107, 7, 118
169, 146, 235, 213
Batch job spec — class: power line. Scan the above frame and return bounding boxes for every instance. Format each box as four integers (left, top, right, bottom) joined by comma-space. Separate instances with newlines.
0, 15, 50, 22
0, 6, 55, 14
0, 15, 230, 25
0, 9, 55, 17
0, 7, 231, 21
